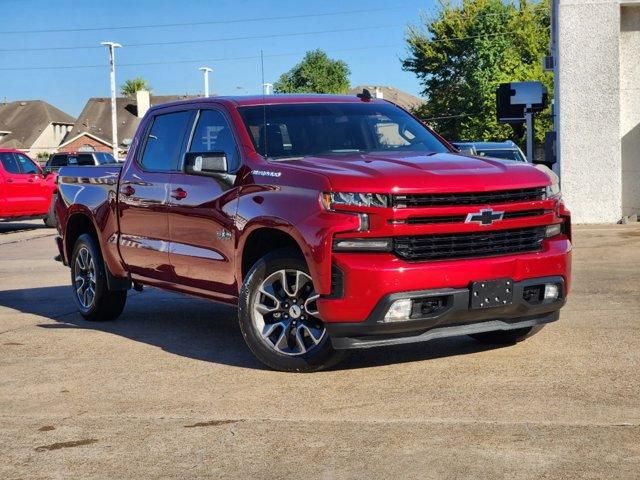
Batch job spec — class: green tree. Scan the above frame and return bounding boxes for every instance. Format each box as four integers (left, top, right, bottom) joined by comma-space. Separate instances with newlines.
402, 0, 552, 144
120, 77, 152, 97
274, 49, 350, 94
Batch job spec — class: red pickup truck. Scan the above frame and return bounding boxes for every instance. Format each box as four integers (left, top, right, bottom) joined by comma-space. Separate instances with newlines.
55, 95, 571, 372
1, 148, 57, 226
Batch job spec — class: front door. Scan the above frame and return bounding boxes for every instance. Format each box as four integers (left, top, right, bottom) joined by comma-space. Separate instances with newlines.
118, 109, 194, 282
14, 153, 49, 214
168, 108, 241, 300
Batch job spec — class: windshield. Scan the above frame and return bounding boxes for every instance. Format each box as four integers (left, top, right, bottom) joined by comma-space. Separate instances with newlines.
238, 102, 449, 160
476, 149, 526, 162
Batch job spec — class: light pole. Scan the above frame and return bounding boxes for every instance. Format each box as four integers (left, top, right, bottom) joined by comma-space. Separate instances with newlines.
101, 41, 122, 159
199, 67, 213, 97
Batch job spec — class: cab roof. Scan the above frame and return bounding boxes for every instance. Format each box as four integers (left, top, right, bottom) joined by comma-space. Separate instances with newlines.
148, 94, 391, 112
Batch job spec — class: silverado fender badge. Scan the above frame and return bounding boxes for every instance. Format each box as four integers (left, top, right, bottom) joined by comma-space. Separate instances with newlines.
217, 229, 232, 241
253, 170, 282, 178
465, 208, 504, 226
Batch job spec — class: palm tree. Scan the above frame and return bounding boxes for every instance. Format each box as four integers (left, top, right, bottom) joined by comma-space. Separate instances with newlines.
120, 77, 152, 97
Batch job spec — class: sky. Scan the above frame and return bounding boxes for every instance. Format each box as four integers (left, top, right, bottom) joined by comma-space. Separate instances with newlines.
0, 0, 439, 117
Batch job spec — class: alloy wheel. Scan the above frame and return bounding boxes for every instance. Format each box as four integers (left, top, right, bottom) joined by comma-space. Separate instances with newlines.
252, 269, 325, 356
74, 246, 96, 309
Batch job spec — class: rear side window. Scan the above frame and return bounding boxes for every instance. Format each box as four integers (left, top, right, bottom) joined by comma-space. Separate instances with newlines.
189, 110, 240, 172
77, 154, 95, 166
139, 111, 193, 172
94, 152, 115, 164
49, 155, 67, 167
15, 154, 39, 174
0, 153, 20, 173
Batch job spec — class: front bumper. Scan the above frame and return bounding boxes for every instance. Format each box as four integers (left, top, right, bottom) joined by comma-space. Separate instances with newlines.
326, 276, 564, 349
317, 236, 571, 323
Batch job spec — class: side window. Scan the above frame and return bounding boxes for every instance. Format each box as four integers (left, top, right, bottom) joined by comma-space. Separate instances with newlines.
0, 153, 20, 174
78, 154, 94, 166
15, 154, 39, 174
50, 155, 67, 167
139, 111, 192, 172
189, 110, 240, 172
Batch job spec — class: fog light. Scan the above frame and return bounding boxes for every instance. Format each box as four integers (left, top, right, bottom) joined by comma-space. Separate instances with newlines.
545, 224, 562, 238
544, 284, 560, 300
383, 299, 412, 322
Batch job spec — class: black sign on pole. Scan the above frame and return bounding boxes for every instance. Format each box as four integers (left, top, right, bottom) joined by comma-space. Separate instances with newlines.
496, 81, 548, 163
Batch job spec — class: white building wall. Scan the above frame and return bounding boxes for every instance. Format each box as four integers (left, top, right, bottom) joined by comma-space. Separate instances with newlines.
558, 0, 640, 223
620, 6, 640, 216
29, 123, 73, 156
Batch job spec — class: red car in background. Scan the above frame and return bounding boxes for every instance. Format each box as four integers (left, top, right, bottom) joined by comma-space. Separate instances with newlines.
0, 148, 57, 227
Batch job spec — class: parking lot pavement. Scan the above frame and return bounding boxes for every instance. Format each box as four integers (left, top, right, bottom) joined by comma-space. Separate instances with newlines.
0, 222, 638, 479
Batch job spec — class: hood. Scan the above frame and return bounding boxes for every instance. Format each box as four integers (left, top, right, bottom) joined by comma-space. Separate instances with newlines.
280, 151, 553, 193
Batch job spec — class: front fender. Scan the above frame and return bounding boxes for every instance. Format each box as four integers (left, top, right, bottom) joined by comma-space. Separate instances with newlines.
235, 185, 359, 295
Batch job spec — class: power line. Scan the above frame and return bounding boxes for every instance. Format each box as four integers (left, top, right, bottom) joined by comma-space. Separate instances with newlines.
0, 7, 397, 35
0, 24, 404, 53
0, 44, 404, 72
0, 31, 525, 69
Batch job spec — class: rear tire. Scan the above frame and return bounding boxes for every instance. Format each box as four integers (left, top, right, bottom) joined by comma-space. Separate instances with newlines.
469, 325, 544, 344
70, 234, 126, 321
43, 195, 57, 228
238, 249, 348, 372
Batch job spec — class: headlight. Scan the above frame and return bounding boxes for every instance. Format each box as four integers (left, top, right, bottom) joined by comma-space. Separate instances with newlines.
544, 183, 561, 199
321, 192, 388, 210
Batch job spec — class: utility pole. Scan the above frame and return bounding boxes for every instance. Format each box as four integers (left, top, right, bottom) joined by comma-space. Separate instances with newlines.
199, 67, 213, 97
101, 42, 122, 159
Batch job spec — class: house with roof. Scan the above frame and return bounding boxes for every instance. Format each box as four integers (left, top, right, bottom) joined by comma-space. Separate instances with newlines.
0, 100, 75, 156
348, 85, 423, 111
60, 91, 197, 155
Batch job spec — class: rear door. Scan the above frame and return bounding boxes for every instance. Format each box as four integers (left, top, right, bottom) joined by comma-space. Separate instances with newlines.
118, 109, 194, 282
168, 108, 241, 299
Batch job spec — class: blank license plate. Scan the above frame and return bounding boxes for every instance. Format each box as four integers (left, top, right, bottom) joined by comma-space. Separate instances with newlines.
470, 279, 514, 309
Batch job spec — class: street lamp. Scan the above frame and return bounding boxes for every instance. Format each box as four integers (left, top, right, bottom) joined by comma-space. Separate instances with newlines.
100, 41, 122, 159
199, 67, 213, 98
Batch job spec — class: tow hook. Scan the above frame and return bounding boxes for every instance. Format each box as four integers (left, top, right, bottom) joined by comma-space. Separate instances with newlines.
133, 282, 144, 292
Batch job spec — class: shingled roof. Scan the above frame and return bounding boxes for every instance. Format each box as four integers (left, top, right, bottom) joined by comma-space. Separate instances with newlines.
0, 100, 75, 149
348, 85, 423, 111
64, 94, 198, 148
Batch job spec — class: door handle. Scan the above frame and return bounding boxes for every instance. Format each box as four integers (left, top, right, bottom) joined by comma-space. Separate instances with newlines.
171, 188, 188, 200
6, 178, 13, 183
28, 178, 35, 183
121, 185, 135, 197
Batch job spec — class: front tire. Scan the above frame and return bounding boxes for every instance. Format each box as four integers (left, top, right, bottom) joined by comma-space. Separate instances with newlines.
469, 325, 544, 344
71, 234, 126, 321
238, 249, 347, 372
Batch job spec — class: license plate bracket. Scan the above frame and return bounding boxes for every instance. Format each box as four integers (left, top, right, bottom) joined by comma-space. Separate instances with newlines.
470, 279, 514, 309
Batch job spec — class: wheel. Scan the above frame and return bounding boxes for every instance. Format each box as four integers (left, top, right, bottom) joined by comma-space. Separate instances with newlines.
469, 325, 544, 344
70, 234, 127, 321
43, 195, 57, 228
238, 249, 348, 372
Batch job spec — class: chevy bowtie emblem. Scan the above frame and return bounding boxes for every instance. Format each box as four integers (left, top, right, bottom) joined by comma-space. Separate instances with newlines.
465, 208, 504, 226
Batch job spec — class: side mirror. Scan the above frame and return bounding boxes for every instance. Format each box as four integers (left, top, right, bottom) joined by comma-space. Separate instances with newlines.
184, 152, 228, 176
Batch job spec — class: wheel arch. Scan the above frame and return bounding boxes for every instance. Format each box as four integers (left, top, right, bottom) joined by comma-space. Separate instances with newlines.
238, 224, 314, 289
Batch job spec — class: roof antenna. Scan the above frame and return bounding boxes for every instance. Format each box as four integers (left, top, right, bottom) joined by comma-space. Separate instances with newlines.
261, 49, 268, 158
357, 88, 372, 102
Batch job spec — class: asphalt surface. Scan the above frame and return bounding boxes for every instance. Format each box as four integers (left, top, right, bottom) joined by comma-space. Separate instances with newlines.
0, 221, 638, 479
